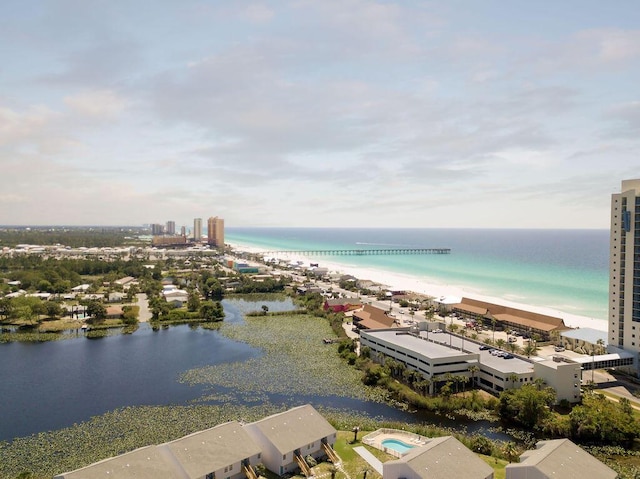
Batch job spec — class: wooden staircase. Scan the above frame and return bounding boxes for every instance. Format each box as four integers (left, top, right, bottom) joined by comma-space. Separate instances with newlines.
243, 464, 259, 479
295, 453, 312, 477
322, 443, 340, 464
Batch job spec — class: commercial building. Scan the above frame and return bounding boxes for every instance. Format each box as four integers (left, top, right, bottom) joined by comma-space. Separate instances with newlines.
207, 216, 225, 248
193, 218, 203, 242
610, 179, 640, 373
451, 297, 570, 341
360, 327, 581, 402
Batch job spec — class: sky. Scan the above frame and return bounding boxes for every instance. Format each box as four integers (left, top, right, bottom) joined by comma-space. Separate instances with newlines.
1, 1, 639, 229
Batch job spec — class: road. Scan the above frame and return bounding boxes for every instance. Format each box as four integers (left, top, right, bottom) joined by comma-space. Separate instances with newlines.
136, 293, 152, 322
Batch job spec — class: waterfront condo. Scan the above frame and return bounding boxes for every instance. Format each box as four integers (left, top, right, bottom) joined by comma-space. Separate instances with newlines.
610, 178, 640, 373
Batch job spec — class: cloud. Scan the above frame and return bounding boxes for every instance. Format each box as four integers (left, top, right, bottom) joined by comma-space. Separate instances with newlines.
64, 90, 127, 119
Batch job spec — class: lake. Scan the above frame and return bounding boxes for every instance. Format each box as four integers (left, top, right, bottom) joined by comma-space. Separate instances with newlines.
0, 298, 506, 442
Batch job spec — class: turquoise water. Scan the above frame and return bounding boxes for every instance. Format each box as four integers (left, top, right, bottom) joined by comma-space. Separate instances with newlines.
382, 438, 415, 453
226, 228, 609, 324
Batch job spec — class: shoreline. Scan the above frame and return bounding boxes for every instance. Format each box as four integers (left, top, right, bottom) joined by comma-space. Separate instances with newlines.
228, 242, 608, 332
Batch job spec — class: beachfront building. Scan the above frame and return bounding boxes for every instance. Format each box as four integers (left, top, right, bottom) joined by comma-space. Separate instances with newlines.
193, 218, 203, 242
505, 439, 617, 479
383, 436, 494, 479
243, 404, 338, 476
609, 178, 640, 374
451, 297, 570, 341
207, 216, 225, 248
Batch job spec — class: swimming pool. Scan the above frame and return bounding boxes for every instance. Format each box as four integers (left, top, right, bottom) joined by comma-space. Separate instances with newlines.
381, 438, 415, 454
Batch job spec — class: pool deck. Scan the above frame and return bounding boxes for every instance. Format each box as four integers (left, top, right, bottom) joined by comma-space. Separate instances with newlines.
361, 428, 428, 459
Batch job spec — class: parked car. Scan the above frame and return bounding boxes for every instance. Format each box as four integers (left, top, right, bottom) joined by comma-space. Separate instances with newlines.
508, 336, 517, 343
554, 345, 565, 352
479, 345, 492, 350
503, 353, 514, 359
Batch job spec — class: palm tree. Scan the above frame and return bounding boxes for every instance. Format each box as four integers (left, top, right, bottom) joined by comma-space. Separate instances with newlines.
495, 338, 506, 350
491, 317, 497, 343
352, 426, 360, 443
460, 328, 467, 351
508, 373, 519, 389
468, 365, 479, 387
597, 338, 605, 354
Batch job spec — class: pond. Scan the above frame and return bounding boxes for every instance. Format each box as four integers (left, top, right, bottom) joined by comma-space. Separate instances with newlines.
0, 298, 508, 443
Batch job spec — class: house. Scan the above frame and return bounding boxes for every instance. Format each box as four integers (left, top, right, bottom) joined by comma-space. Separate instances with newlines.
383, 436, 494, 479
243, 404, 338, 476
158, 421, 263, 479
71, 284, 91, 292
163, 289, 189, 307
114, 276, 135, 287
323, 297, 362, 313
105, 306, 124, 319
505, 438, 617, 479
352, 304, 397, 330
108, 292, 125, 303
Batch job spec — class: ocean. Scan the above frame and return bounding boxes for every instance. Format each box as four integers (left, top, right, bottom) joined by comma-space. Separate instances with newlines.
226, 228, 610, 324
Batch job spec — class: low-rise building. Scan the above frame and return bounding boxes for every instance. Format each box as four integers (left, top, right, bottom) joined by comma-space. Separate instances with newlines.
158, 421, 262, 479
383, 436, 494, 479
353, 304, 396, 330
243, 404, 338, 476
505, 438, 617, 479
323, 297, 362, 313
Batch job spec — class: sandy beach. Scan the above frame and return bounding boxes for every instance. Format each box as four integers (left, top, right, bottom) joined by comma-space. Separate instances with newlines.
230, 242, 608, 332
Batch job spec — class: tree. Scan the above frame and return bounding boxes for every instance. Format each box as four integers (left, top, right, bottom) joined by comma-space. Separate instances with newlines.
187, 289, 201, 312
261, 304, 269, 315
86, 300, 107, 322
352, 426, 360, 443
468, 365, 480, 387
498, 383, 556, 429
200, 300, 224, 322
503, 442, 519, 463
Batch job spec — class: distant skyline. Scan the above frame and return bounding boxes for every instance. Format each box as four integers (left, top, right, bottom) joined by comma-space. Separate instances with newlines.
1, 1, 639, 228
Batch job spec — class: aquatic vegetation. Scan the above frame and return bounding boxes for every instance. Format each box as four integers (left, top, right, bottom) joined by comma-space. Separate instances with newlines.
180, 313, 377, 400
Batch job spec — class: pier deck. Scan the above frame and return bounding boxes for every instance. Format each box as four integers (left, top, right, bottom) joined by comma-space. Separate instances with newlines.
262, 248, 450, 256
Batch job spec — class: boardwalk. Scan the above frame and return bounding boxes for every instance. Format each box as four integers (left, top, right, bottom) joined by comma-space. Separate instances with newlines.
263, 248, 450, 256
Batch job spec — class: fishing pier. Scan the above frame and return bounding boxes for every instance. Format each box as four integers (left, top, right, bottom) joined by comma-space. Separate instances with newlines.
262, 248, 450, 256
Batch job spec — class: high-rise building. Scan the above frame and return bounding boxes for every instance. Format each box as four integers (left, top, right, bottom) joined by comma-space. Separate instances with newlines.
193, 218, 202, 241
207, 216, 225, 248
180, 226, 186, 237
166, 221, 176, 235
151, 223, 165, 235
609, 179, 640, 363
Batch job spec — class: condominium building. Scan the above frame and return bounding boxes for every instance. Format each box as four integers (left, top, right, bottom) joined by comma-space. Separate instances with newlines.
193, 218, 203, 242
207, 216, 225, 248
610, 179, 640, 371
150, 223, 165, 235
165, 220, 176, 235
